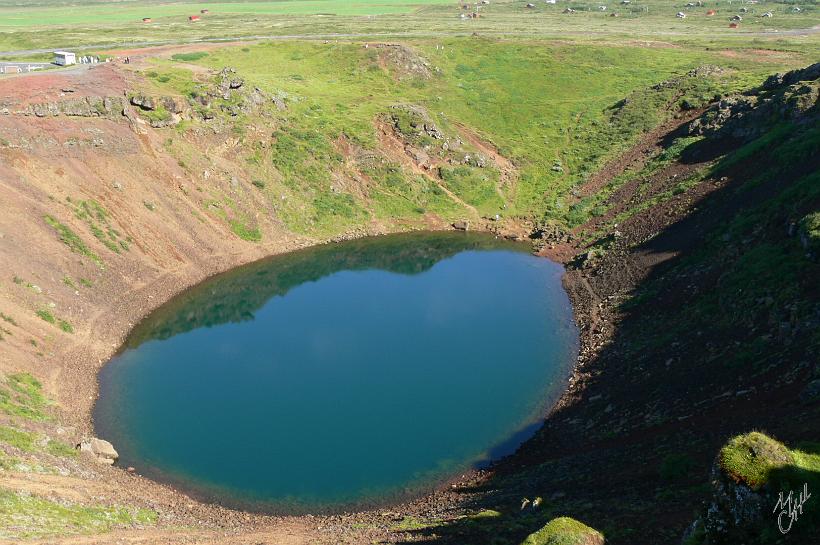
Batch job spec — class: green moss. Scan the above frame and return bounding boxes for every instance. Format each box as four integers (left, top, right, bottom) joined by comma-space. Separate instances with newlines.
521, 517, 604, 545
0, 488, 157, 539
720, 432, 794, 489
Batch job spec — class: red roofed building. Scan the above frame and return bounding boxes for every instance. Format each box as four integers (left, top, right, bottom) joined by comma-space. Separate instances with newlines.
189, 15, 200, 22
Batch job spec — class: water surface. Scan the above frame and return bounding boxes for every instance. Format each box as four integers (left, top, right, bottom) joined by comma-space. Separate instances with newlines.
95, 232, 577, 511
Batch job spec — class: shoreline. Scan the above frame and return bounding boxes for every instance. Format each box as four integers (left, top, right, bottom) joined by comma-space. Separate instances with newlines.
69, 224, 589, 522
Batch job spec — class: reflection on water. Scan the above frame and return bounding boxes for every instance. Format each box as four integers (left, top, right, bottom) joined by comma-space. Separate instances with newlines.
95, 232, 578, 513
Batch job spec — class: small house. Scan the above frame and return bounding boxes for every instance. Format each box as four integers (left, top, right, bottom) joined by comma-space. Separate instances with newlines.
53, 51, 76, 66
677, 12, 686, 18
142, 17, 152, 23
200, 9, 209, 14
707, 9, 716, 16
729, 22, 738, 28
188, 15, 201, 22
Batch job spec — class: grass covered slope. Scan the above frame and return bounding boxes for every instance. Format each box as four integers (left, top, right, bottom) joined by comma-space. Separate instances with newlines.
401, 62, 819, 545
136, 39, 805, 237
684, 432, 820, 544
0, 373, 157, 539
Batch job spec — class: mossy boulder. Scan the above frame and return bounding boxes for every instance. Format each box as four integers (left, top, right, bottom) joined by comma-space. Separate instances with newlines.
798, 211, 820, 259
688, 432, 820, 544
719, 431, 793, 490
521, 517, 604, 545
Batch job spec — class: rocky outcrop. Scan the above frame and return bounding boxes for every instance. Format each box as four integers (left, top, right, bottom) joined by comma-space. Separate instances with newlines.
387, 104, 489, 168
688, 62, 819, 141
79, 437, 119, 465
372, 43, 435, 80
8, 96, 125, 118
683, 432, 805, 545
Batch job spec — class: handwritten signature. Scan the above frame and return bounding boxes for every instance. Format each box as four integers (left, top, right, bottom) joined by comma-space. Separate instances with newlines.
773, 483, 811, 534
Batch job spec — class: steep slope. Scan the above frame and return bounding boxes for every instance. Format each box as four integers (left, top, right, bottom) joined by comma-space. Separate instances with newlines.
406, 63, 818, 545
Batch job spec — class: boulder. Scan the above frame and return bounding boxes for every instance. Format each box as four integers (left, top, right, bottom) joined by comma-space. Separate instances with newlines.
130, 95, 156, 111
452, 220, 470, 231
79, 437, 119, 465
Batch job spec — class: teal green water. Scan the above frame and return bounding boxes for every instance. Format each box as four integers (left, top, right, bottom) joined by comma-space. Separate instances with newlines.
94, 232, 577, 512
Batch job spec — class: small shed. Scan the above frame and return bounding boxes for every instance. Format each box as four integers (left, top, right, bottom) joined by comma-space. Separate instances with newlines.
200, 9, 209, 14
729, 22, 738, 28
188, 15, 201, 22
142, 17, 152, 23
53, 51, 76, 66
707, 10, 716, 16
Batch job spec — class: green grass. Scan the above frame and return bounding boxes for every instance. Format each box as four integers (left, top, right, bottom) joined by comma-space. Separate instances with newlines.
131, 38, 804, 237
229, 219, 262, 242
0, 425, 36, 452
43, 215, 102, 267
0, 374, 49, 421
58, 320, 74, 334
0, 488, 157, 540
171, 51, 208, 62
35, 309, 55, 324
46, 440, 77, 458
521, 516, 604, 545
0, 0, 817, 56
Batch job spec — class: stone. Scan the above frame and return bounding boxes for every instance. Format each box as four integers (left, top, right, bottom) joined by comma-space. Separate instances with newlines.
130, 95, 156, 111
452, 220, 470, 231
79, 437, 119, 465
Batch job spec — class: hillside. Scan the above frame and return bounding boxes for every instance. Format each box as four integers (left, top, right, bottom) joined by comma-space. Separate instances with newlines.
0, 38, 817, 544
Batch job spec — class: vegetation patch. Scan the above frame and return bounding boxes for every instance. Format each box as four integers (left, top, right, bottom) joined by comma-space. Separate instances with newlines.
0, 374, 49, 421
171, 51, 208, 62
229, 219, 262, 242
0, 488, 156, 540
720, 432, 795, 490
43, 215, 102, 267
521, 516, 604, 545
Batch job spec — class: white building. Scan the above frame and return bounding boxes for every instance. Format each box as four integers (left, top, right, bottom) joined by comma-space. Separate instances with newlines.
53, 51, 76, 66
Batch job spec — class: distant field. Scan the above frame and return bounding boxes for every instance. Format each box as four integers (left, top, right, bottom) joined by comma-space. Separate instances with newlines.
0, 0, 817, 55
0, 0, 453, 27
